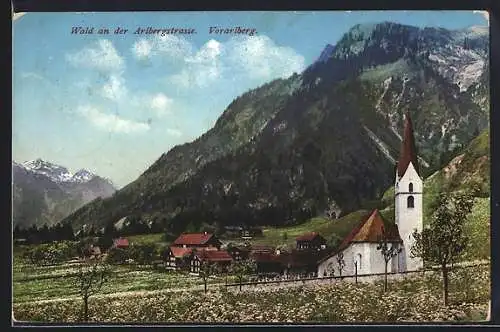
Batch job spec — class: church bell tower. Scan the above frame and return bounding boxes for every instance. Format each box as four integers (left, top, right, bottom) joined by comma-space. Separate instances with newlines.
394, 111, 423, 272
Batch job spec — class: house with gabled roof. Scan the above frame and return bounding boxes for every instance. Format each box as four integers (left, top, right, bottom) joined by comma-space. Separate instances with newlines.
172, 232, 222, 250
189, 249, 233, 274
295, 232, 327, 250
112, 237, 129, 249
164, 246, 193, 270
317, 208, 402, 277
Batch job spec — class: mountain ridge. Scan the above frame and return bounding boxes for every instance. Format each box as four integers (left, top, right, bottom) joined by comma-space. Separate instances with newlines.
57, 21, 489, 233
12, 159, 116, 229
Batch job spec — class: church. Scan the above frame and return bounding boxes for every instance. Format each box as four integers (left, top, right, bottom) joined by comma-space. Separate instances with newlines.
317, 112, 424, 277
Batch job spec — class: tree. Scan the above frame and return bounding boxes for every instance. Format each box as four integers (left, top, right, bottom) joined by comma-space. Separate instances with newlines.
198, 260, 218, 293
106, 247, 129, 265
325, 198, 339, 220
336, 252, 346, 278
229, 259, 257, 291
410, 190, 475, 305
326, 262, 335, 278
128, 244, 156, 265
376, 228, 402, 292
73, 258, 111, 321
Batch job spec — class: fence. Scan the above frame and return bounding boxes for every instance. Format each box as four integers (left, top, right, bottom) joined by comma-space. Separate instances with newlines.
225, 261, 489, 292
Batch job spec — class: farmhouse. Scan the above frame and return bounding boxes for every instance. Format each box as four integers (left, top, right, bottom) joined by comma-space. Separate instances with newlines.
165, 246, 193, 270
250, 251, 285, 275
172, 232, 222, 250
189, 249, 233, 274
295, 232, 327, 250
249, 245, 275, 253
226, 245, 250, 261
224, 225, 263, 239
112, 237, 129, 249
317, 111, 423, 277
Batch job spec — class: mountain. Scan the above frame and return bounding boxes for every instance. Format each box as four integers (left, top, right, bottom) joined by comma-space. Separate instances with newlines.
12, 160, 116, 229
62, 22, 489, 234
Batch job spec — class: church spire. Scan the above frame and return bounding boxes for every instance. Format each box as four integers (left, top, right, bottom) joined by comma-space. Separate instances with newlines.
397, 111, 419, 178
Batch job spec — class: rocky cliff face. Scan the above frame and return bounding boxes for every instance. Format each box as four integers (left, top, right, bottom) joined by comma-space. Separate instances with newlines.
61, 22, 489, 233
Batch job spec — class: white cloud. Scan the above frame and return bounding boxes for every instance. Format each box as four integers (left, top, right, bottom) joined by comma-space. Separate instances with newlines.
131, 34, 193, 60
166, 128, 183, 137
132, 39, 154, 59
77, 106, 150, 134
169, 40, 224, 88
227, 35, 305, 80
150, 93, 173, 116
186, 39, 223, 64
101, 74, 128, 101
473, 10, 489, 25
155, 35, 304, 89
66, 39, 125, 72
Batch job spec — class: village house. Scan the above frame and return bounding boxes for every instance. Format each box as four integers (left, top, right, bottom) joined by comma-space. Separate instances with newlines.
317, 112, 423, 277
295, 232, 327, 250
112, 237, 129, 249
164, 246, 193, 270
171, 232, 222, 250
226, 245, 250, 261
224, 225, 263, 239
249, 245, 275, 254
250, 251, 285, 275
189, 249, 233, 274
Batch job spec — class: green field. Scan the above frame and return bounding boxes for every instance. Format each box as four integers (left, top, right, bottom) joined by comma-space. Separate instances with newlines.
12, 261, 228, 304
13, 263, 490, 323
127, 233, 167, 246
246, 210, 370, 249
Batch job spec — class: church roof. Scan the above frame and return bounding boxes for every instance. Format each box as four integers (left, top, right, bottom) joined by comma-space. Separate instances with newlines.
318, 209, 402, 264
350, 209, 402, 243
397, 112, 420, 178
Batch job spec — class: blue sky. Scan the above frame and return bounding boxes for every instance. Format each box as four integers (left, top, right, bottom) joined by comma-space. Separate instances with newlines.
12, 10, 489, 188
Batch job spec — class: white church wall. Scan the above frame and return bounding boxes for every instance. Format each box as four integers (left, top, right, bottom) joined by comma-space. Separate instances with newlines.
318, 242, 396, 277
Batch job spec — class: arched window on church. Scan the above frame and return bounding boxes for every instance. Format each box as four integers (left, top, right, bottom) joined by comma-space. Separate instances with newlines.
407, 196, 414, 208
409, 182, 414, 192
357, 253, 362, 270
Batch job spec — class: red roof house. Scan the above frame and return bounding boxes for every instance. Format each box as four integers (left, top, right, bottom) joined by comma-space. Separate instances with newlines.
113, 237, 129, 249
172, 232, 222, 249
189, 249, 233, 274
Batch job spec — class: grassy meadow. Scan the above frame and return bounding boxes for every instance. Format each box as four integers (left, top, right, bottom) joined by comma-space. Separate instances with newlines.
13, 263, 490, 323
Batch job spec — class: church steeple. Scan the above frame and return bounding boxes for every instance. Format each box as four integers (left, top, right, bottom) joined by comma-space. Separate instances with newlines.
397, 111, 420, 178
394, 110, 423, 273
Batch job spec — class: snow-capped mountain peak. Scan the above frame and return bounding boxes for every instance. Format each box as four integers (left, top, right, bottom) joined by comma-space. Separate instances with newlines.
23, 159, 74, 183
18, 159, 106, 185
72, 169, 95, 183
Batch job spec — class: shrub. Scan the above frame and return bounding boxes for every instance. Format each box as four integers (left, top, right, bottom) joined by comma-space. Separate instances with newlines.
105, 247, 129, 265
27, 241, 78, 265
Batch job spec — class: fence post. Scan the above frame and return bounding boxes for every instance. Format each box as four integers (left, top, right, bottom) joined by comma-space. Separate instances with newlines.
355, 261, 358, 284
